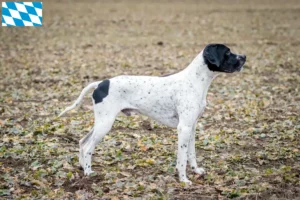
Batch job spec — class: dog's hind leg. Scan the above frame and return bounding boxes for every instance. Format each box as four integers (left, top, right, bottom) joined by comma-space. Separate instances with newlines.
79, 127, 94, 169
81, 108, 118, 175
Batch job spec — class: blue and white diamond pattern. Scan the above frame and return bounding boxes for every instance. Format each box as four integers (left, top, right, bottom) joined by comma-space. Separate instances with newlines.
2, 2, 43, 26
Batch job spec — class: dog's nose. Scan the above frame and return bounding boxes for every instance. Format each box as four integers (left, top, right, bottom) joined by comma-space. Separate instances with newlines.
239, 54, 246, 61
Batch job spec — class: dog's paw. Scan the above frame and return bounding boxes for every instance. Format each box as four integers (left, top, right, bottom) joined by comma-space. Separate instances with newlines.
180, 178, 192, 185
84, 169, 94, 176
194, 167, 206, 175
79, 159, 84, 169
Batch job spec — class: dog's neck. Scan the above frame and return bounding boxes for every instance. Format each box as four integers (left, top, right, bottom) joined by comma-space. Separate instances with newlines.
180, 51, 219, 103
183, 51, 219, 87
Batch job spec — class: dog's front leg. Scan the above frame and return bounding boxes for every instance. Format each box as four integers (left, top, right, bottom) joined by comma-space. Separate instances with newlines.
176, 123, 193, 185
188, 124, 206, 175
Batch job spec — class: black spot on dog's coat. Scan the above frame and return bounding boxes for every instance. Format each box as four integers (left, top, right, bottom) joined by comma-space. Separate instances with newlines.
93, 79, 110, 104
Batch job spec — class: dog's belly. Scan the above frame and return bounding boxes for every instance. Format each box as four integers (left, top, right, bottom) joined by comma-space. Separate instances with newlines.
121, 108, 179, 128
142, 110, 179, 128
121, 104, 179, 128
157, 116, 179, 128
131, 96, 179, 128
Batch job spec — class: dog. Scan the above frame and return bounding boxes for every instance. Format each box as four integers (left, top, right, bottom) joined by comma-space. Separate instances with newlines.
59, 44, 246, 185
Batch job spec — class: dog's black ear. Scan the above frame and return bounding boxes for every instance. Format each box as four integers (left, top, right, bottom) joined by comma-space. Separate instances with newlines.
203, 44, 228, 68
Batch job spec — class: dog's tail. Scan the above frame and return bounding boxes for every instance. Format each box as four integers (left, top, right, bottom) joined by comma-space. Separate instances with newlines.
58, 81, 101, 117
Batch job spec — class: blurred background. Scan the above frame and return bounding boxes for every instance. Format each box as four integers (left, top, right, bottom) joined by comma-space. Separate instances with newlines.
0, 0, 299, 199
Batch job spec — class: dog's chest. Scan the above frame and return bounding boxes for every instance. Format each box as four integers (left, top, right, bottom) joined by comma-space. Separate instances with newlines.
198, 100, 207, 118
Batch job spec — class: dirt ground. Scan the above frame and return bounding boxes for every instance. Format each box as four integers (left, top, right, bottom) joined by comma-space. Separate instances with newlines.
0, 0, 299, 199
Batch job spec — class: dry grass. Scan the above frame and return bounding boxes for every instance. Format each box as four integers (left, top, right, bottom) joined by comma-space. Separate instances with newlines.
0, 0, 299, 199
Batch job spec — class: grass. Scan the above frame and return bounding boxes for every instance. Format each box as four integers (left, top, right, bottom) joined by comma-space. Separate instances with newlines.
0, 0, 299, 199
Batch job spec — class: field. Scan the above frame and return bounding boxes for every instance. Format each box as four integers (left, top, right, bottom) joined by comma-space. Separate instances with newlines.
0, 0, 299, 199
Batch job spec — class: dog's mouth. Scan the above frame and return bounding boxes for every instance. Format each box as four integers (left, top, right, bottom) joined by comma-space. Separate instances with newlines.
236, 63, 244, 72
234, 54, 246, 72
237, 66, 243, 72
235, 57, 246, 72
238, 60, 246, 71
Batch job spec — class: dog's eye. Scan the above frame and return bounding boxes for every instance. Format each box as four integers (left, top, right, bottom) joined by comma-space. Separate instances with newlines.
226, 51, 230, 56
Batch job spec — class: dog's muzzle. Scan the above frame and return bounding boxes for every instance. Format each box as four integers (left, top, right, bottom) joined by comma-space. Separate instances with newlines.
237, 54, 246, 71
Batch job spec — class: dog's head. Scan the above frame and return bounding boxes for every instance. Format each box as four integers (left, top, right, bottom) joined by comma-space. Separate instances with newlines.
203, 44, 246, 73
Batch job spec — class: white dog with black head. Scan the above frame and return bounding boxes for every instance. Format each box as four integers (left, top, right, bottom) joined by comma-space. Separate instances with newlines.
59, 44, 246, 185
